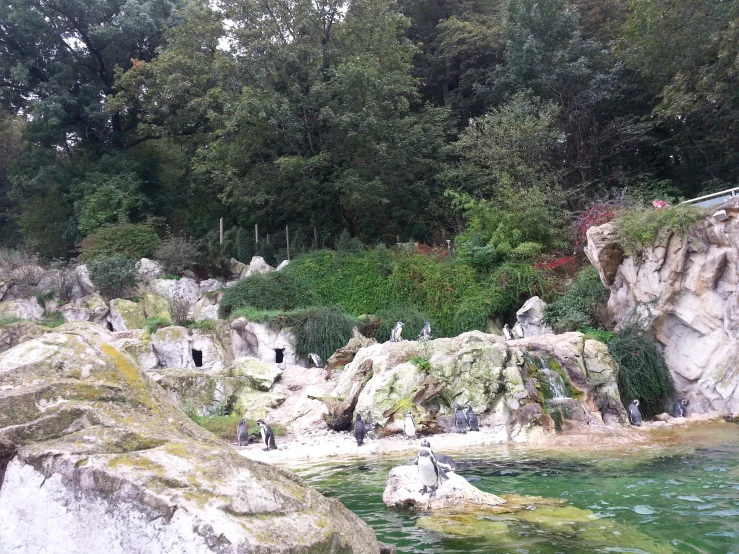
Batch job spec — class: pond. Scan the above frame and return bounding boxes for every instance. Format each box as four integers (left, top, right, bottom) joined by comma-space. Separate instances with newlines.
298, 423, 739, 554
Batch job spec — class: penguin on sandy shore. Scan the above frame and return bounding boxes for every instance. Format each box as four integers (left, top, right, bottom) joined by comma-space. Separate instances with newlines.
354, 413, 378, 445
463, 405, 480, 431
236, 419, 250, 446
454, 404, 468, 433
628, 400, 643, 427
404, 410, 416, 438
256, 419, 278, 450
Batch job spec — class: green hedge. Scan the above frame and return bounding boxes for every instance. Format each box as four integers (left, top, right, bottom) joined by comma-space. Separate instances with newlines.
543, 267, 610, 333
219, 272, 309, 317
79, 223, 160, 261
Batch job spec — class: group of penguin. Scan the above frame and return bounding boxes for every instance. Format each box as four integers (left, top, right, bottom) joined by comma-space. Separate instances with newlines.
237, 418, 278, 450
628, 397, 690, 426
390, 320, 432, 342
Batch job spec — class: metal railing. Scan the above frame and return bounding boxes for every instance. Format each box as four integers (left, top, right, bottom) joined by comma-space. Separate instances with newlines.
678, 187, 739, 208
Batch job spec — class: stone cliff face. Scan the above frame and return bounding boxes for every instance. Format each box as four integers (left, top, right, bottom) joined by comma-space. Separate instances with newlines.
586, 200, 739, 417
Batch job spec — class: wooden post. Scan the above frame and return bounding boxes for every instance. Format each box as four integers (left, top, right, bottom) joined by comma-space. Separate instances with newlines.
314, 226, 318, 247
219, 218, 224, 245
286, 225, 290, 261
255, 223, 259, 244
267, 234, 270, 246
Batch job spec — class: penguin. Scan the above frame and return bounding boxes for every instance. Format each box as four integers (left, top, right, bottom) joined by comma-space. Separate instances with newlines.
418, 321, 431, 342
454, 404, 468, 434
512, 321, 524, 339
354, 413, 367, 445
503, 324, 513, 340
390, 321, 404, 342
256, 419, 277, 450
463, 405, 480, 431
628, 399, 643, 427
417, 448, 448, 496
420, 439, 457, 472
236, 419, 250, 446
672, 397, 689, 418
404, 410, 416, 438
308, 353, 324, 368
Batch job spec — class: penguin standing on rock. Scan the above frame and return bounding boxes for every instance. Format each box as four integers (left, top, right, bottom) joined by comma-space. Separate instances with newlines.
418, 321, 431, 341
419, 439, 457, 472
454, 404, 468, 433
236, 419, 250, 446
672, 398, 689, 418
628, 400, 643, 427
503, 324, 513, 340
404, 410, 417, 438
256, 419, 278, 450
390, 321, 405, 342
512, 322, 524, 339
463, 405, 480, 431
417, 448, 448, 496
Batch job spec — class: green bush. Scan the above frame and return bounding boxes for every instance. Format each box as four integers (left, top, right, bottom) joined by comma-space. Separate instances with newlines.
219, 272, 308, 317
608, 330, 673, 419
153, 235, 199, 274
544, 267, 610, 333
79, 223, 160, 261
87, 253, 139, 298
144, 316, 171, 336
282, 306, 359, 360
613, 205, 705, 258
186, 319, 219, 332
580, 326, 615, 344
452, 295, 491, 335
487, 262, 551, 318
375, 306, 434, 343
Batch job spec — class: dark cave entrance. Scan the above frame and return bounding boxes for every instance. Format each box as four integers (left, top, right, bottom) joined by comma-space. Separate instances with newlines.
192, 349, 203, 367
274, 348, 285, 364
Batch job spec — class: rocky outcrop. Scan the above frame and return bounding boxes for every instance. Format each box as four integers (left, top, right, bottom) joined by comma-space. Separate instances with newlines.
151, 326, 232, 371
383, 464, 505, 511
586, 203, 739, 417
515, 296, 552, 337
0, 297, 44, 321
0, 322, 47, 353
231, 317, 299, 366
136, 258, 164, 280
330, 331, 625, 441
107, 298, 147, 331
60, 293, 109, 324
150, 277, 200, 304
326, 328, 377, 374
0, 328, 387, 554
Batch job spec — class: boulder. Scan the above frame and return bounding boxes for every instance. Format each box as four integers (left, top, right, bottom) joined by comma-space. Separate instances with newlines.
586, 207, 739, 417
0, 329, 387, 554
382, 465, 505, 511
199, 279, 223, 295
189, 291, 221, 321
234, 388, 288, 420
60, 293, 109, 324
515, 296, 552, 337
150, 277, 200, 304
153, 368, 244, 416
107, 298, 147, 331
114, 336, 158, 371
326, 328, 377, 373
276, 260, 290, 271
0, 297, 44, 321
244, 255, 275, 277
140, 292, 171, 320
228, 357, 282, 391
231, 318, 298, 366
230, 257, 248, 279
0, 322, 47, 353
135, 258, 164, 280
151, 326, 230, 371
71, 264, 96, 300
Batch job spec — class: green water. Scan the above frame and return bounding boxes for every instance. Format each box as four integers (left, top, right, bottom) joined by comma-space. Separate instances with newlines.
298, 424, 739, 553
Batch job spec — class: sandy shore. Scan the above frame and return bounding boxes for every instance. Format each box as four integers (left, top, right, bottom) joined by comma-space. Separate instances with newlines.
235, 412, 727, 467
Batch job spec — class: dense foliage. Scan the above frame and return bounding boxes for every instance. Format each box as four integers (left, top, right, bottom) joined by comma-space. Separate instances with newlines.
87, 253, 139, 298
613, 205, 706, 258
544, 267, 610, 332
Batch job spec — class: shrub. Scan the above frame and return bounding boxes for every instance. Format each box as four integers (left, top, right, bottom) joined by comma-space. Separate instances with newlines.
336, 230, 364, 253
0, 248, 39, 270
219, 272, 308, 317
451, 295, 491, 335
79, 223, 160, 261
187, 318, 219, 332
153, 235, 200, 274
613, 205, 705, 258
487, 262, 552, 318
144, 316, 171, 336
608, 330, 673, 419
375, 306, 434, 343
580, 326, 615, 344
47, 259, 77, 302
281, 306, 358, 360
169, 297, 192, 326
544, 267, 610, 333
87, 253, 138, 298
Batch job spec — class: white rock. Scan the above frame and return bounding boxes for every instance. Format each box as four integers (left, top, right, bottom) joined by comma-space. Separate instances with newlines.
136, 258, 164, 280
516, 296, 552, 337
0, 297, 45, 321
199, 279, 223, 295
231, 317, 298, 365
150, 277, 200, 304
244, 256, 275, 277
276, 260, 290, 271
71, 265, 96, 300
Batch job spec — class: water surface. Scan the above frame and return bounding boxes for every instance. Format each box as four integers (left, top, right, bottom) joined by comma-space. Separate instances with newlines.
299, 423, 739, 553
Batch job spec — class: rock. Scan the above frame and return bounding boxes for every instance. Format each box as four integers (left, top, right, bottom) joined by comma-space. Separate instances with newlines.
326, 328, 377, 374
235, 388, 288, 419
586, 208, 739, 417
153, 368, 245, 416
114, 336, 158, 371
198, 278, 223, 295
231, 317, 298, 366
0, 322, 47, 353
107, 299, 147, 331
150, 277, 200, 304
515, 296, 552, 337
276, 260, 289, 271
151, 326, 230, 371
230, 257, 248, 279
140, 292, 171, 320
0, 297, 44, 321
71, 264, 96, 300
136, 258, 164, 280
0, 329, 386, 553
244, 255, 275, 277
382, 465, 505, 511
228, 357, 282, 391
190, 290, 221, 321
0, 265, 45, 300
60, 293, 109, 324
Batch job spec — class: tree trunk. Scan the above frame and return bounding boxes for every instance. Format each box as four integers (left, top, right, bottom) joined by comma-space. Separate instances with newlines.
308, 359, 373, 431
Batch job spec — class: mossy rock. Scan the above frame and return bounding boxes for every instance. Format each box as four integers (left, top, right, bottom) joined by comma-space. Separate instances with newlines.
227, 358, 281, 391
140, 292, 171, 320
109, 298, 146, 330
234, 388, 288, 420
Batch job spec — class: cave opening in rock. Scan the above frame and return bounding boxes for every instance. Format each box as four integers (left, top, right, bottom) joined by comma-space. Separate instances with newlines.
106, 321, 114, 332
192, 349, 203, 367
274, 348, 284, 364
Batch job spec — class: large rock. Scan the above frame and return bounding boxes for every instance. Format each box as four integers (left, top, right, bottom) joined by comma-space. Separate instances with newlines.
140, 292, 171, 320
515, 296, 552, 337
0, 329, 387, 553
586, 204, 739, 417
383, 464, 505, 511
0, 297, 45, 321
327, 328, 377, 372
228, 357, 282, 391
245, 256, 275, 277
60, 293, 109, 324
107, 298, 147, 331
189, 290, 221, 321
150, 277, 200, 304
71, 264, 96, 300
0, 322, 47, 353
136, 258, 164, 280
151, 326, 231, 371
231, 317, 299, 366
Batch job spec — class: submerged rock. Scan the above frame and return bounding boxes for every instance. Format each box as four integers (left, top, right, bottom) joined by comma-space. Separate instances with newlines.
0, 329, 387, 553
382, 464, 505, 511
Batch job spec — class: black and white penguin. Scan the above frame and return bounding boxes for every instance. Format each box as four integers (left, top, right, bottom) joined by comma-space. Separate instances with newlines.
418, 321, 431, 341
512, 322, 524, 339
503, 324, 513, 340
256, 419, 277, 450
417, 448, 448, 496
463, 405, 480, 431
308, 353, 325, 368
454, 404, 468, 434
420, 439, 457, 472
236, 419, 250, 446
354, 413, 370, 445
672, 398, 689, 418
390, 321, 404, 342
404, 410, 416, 438
628, 399, 643, 427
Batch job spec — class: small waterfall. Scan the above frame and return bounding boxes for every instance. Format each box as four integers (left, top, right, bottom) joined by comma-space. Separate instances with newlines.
539, 369, 569, 399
